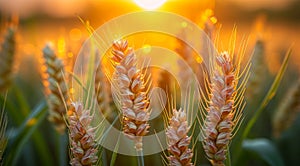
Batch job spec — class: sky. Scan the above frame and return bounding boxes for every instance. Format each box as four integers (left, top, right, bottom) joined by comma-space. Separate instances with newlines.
227, 0, 297, 10
0, 0, 297, 18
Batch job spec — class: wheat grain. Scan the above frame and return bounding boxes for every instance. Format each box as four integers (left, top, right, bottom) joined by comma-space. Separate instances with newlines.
68, 102, 98, 166
110, 39, 150, 151
202, 51, 245, 166
166, 108, 193, 166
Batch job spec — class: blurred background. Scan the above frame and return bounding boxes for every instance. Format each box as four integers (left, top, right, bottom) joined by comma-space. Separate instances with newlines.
0, 0, 300, 165
0, 0, 299, 79
0, 0, 300, 73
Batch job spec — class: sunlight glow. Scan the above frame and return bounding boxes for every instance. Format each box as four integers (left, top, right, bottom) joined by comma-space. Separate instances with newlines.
142, 44, 152, 54
134, 0, 167, 10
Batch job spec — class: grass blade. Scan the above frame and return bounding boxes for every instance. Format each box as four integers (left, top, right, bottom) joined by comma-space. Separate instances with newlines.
4, 101, 53, 166
56, 132, 68, 166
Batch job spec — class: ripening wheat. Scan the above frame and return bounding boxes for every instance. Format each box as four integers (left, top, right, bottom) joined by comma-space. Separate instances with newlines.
110, 40, 150, 151
68, 102, 98, 166
166, 108, 193, 166
43, 45, 69, 133
0, 27, 15, 92
201, 49, 249, 165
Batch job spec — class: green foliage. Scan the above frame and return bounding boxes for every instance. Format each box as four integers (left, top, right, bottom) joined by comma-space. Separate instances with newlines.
232, 48, 292, 165
4, 101, 51, 166
242, 139, 285, 166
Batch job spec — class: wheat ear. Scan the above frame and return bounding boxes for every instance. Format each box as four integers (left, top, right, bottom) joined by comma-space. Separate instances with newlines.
43, 45, 69, 133
0, 27, 15, 92
273, 79, 300, 137
110, 40, 150, 151
202, 51, 247, 166
95, 62, 112, 119
68, 102, 98, 166
166, 108, 193, 166
246, 39, 267, 99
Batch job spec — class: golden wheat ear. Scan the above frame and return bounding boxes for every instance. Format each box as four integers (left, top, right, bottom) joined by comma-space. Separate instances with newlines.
166, 108, 193, 166
42, 44, 70, 134
0, 27, 16, 92
109, 39, 151, 151
161, 82, 200, 166
67, 102, 98, 166
201, 39, 250, 165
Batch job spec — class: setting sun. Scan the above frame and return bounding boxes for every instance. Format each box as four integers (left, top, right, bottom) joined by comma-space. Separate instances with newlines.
134, 0, 167, 10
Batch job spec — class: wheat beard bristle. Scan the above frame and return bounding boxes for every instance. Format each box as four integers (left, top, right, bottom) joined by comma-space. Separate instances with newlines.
203, 52, 236, 166
68, 102, 98, 166
166, 108, 193, 166
111, 40, 150, 151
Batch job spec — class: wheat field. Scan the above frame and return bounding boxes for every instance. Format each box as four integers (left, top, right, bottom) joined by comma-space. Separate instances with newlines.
1, 0, 300, 166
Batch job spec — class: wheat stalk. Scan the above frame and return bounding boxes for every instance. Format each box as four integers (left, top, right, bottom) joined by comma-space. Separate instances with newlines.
110, 39, 150, 151
201, 50, 248, 165
0, 101, 7, 164
43, 45, 69, 133
68, 102, 98, 166
0, 27, 15, 92
166, 108, 193, 166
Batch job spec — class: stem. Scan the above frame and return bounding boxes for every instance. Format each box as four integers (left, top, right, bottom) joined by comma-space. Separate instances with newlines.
102, 149, 108, 166
110, 133, 121, 166
225, 145, 231, 166
137, 150, 144, 166
57, 132, 68, 166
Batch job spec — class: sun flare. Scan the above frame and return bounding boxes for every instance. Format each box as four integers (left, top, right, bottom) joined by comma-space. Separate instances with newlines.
134, 0, 167, 10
